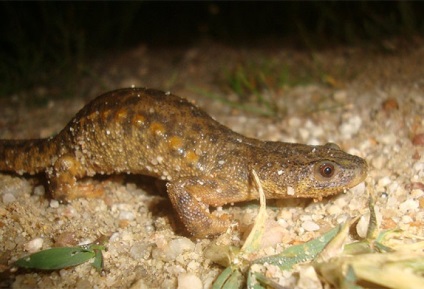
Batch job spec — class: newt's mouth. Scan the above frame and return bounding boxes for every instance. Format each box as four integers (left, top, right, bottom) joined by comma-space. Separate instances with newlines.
347, 159, 368, 188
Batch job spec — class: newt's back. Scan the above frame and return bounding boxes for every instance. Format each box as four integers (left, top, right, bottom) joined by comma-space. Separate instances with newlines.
61, 88, 241, 179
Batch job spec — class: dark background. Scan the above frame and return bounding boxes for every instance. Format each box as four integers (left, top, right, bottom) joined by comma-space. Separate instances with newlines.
1, 1, 423, 97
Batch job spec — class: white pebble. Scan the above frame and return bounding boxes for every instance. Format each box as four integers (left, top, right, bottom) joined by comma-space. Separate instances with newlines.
299, 128, 310, 140
119, 211, 135, 221
288, 117, 302, 128
327, 204, 343, 215
377, 176, 392, 188
25, 238, 44, 253
379, 133, 397, 145
302, 220, 320, 232
350, 181, 366, 195
50, 199, 59, 208
413, 162, 424, 173
177, 273, 202, 289
333, 90, 347, 102
129, 242, 151, 260
340, 115, 362, 138
2, 193, 16, 204
401, 215, 413, 224
371, 156, 387, 170
399, 199, 419, 213
33, 185, 45, 196
153, 238, 195, 262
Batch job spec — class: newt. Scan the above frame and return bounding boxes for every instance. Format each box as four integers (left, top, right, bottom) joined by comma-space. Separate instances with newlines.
0, 88, 367, 238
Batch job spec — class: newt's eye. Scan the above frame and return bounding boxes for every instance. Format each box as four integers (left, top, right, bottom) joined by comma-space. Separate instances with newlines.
318, 163, 335, 178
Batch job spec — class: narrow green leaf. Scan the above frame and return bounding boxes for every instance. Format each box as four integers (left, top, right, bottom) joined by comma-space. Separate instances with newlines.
212, 267, 235, 289
92, 247, 104, 273
14, 247, 95, 270
254, 225, 341, 270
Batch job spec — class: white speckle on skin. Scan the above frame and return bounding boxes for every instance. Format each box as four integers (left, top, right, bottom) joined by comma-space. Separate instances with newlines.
287, 186, 295, 196
106, 130, 110, 135
277, 170, 283, 175
218, 160, 225, 165
165, 91, 171, 95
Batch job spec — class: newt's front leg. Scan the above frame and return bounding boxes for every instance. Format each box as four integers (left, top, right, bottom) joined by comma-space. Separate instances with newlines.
166, 177, 246, 238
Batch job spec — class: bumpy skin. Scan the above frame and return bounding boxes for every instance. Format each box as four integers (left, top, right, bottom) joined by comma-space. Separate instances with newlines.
0, 88, 367, 238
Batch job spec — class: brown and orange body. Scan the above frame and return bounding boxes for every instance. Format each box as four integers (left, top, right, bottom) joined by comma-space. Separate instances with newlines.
0, 88, 367, 237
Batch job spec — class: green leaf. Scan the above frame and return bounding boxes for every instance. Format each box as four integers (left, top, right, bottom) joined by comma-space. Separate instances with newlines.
254, 225, 341, 270
14, 247, 95, 270
14, 244, 106, 271
212, 267, 245, 289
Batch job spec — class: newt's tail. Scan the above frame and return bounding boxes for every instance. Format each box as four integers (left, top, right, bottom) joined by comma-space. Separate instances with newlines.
0, 138, 59, 175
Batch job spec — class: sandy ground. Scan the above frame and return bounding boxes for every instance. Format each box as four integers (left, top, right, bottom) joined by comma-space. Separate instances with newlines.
0, 38, 423, 288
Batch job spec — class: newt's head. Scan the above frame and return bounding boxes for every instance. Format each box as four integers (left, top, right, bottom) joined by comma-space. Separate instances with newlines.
257, 142, 368, 199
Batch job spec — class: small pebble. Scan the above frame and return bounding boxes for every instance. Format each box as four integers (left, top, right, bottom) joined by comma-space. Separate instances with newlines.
399, 199, 419, 213
377, 176, 392, 188
152, 238, 195, 262
177, 273, 202, 289
333, 90, 347, 102
33, 185, 45, 196
50, 199, 59, 208
412, 133, 424, 146
24, 238, 44, 253
340, 115, 362, 138
381, 98, 399, 112
301, 220, 320, 232
371, 155, 387, 170
2, 193, 16, 204
119, 211, 135, 221
130, 242, 152, 260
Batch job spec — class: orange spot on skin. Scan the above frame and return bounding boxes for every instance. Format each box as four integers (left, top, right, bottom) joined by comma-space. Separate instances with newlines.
86, 112, 98, 120
116, 108, 128, 120
150, 122, 166, 136
168, 136, 184, 150
132, 114, 145, 126
101, 110, 111, 120
186, 151, 199, 163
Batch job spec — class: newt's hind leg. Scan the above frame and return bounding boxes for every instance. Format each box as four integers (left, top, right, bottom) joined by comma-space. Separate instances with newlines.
47, 154, 103, 201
